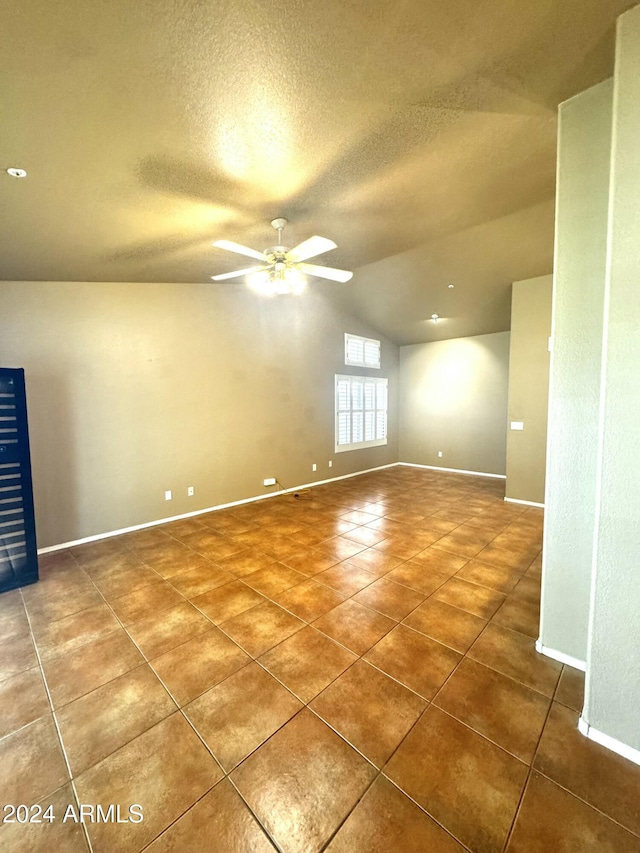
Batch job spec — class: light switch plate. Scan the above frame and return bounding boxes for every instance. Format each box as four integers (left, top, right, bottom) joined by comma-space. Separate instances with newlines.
510, 421, 524, 431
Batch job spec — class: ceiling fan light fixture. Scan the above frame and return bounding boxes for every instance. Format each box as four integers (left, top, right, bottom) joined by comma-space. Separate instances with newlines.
247, 270, 275, 296
212, 218, 351, 293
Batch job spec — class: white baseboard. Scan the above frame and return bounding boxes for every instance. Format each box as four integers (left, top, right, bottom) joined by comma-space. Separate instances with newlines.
37, 463, 398, 554
535, 639, 586, 671
578, 717, 640, 767
398, 462, 506, 480
504, 497, 545, 508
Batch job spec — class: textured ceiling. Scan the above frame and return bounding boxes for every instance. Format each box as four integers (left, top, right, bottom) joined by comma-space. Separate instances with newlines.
1, 0, 634, 343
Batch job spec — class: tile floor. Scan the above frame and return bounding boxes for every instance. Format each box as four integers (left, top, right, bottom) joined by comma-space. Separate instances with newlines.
1, 467, 640, 852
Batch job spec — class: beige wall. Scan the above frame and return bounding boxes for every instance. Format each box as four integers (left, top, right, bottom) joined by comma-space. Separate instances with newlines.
0, 281, 398, 547
505, 275, 552, 504
541, 80, 612, 664
399, 332, 509, 476
584, 5, 640, 753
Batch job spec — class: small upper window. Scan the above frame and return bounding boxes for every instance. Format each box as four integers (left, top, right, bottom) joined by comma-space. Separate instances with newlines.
344, 333, 381, 369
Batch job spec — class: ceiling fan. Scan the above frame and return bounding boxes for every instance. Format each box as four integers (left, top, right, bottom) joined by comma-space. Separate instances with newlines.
211, 218, 353, 295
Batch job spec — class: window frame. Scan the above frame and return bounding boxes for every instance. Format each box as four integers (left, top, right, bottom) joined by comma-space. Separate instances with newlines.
335, 374, 388, 453
344, 333, 381, 369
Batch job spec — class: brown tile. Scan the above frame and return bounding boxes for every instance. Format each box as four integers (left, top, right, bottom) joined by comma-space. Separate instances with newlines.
0, 715, 69, 807
404, 598, 486, 653
216, 548, 277, 578
313, 599, 395, 656
326, 775, 466, 852
469, 623, 562, 697
185, 662, 302, 771
192, 579, 265, 623
219, 600, 303, 657
341, 525, 388, 547
151, 627, 250, 705
507, 770, 640, 853
345, 547, 404, 577
385, 560, 451, 595
201, 513, 257, 536
92, 563, 160, 600
57, 664, 176, 775
121, 526, 172, 548
554, 665, 585, 713
22, 583, 103, 630
433, 524, 497, 558
291, 526, 333, 546
383, 509, 428, 524
435, 657, 550, 762
243, 562, 307, 597
475, 541, 535, 572
42, 628, 143, 708
259, 535, 307, 561
510, 574, 541, 605
281, 549, 340, 577
32, 604, 121, 662
316, 562, 377, 595
318, 535, 367, 561
145, 778, 273, 852
109, 580, 184, 625
365, 624, 461, 700
411, 547, 469, 575
126, 601, 212, 659
164, 516, 209, 538
0, 783, 88, 853
433, 576, 505, 618
353, 576, 425, 621
0, 591, 30, 643
75, 712, 222, 852
310, 660, 426, 767
259, 626, 356, 702
137, 541, 208, 578
72, 538, 129, 566
534, 702, 640, 836
386, 705, 528, 853
0, 667, 50, 738
0, 633, 38, 680
231, 709, 376, 853
340, 509, 381, 525
374, 533, 438, 560
492, 595, 540, 638
168, 562, 233, 598
456, 559, 521, 593
74, 548, 139, 577
272, 577, 346, 622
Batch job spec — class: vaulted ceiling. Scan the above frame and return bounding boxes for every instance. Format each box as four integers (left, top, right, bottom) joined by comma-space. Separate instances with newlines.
1, 0, 634, 343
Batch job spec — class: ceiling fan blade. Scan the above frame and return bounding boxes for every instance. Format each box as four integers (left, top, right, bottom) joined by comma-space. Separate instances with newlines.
298, 263, 353, 283
213, 240, 265, 262
287, 236, 337, 263
211, 266, 269, 281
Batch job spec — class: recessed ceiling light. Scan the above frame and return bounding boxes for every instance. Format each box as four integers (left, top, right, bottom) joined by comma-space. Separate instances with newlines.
447, 283, 454, 289
6, 168, 27, 178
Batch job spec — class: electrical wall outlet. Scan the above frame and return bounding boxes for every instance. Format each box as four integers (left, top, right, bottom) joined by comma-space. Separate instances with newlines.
312, 463, 317, 472
328, 460, 333, 468
263, 477, 276, 487
164, 490, 172, 501
187, 486, 194, 496
437, 451, 443, 458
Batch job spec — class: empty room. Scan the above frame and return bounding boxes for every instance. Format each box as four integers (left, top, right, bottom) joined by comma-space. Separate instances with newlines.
1, 1, 639, 851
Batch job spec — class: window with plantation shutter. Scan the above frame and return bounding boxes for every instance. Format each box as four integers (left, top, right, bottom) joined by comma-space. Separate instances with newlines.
344, 334, 381, 369
335, 375, 388, 452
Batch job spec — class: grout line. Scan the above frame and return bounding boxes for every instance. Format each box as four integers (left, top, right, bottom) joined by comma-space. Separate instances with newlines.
501, 695, 555, 852
18, 584, 95, 853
